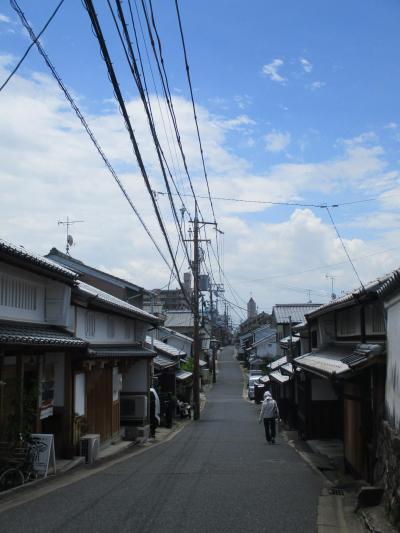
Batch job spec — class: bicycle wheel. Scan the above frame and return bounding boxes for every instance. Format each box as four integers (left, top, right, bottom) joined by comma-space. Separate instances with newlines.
0, 468, 24, 491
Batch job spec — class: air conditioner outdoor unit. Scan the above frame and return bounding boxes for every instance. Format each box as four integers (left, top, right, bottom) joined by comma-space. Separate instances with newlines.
120, 394, 148, 422
80, 434, 100, 464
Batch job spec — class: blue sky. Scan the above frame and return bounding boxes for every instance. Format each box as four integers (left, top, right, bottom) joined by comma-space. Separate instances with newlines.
1, 0, 400, 321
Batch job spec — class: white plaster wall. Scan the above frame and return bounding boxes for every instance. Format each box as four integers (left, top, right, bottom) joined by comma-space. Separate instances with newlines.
0, 262, 71, 326
0, 262, 45, 322
256, 338, 277, 359
122, 359, 148, 391
385, 293, 400, 429
318, 313, 335, 345
75, 306, 148, 344
162, 335, 192, 357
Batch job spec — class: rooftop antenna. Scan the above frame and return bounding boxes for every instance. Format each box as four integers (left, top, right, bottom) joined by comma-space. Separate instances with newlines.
58, 217, 84, 255
306, 289, 312, 303
325, 274, 337, 300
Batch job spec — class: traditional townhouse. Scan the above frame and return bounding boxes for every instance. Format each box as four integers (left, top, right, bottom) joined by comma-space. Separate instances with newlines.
272, 303, 322, 356
70, 281, 161, 446
294, 277, 388, 483
0, 239, 87, 458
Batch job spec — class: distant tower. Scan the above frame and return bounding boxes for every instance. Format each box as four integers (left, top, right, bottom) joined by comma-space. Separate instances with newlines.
247, 297, 256, 319
183, 272, 192, 294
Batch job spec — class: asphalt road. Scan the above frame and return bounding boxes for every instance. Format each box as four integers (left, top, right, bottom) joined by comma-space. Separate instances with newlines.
0, 346, 322, 533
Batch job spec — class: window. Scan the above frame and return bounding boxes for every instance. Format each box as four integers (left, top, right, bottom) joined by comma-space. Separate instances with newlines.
0, 275, 37, 310
85, 311, 96, 337
107, 316, 115, 339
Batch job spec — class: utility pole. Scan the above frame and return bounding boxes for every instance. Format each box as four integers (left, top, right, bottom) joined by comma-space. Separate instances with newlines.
185, 213, 217, 420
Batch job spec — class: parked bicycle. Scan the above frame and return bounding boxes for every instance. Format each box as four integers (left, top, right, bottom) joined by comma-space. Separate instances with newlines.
0, 436, 41, 492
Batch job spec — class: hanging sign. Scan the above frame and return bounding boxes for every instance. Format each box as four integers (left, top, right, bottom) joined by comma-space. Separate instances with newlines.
29, 434, 57, 477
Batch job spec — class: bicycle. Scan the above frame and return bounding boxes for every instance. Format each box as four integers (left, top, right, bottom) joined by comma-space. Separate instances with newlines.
0, 437, 40, 492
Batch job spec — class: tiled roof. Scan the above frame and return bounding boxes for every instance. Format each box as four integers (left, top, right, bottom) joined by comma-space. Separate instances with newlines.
269, 371, 290, 384
164, 311, 194, 329
295, 344, 356, 377
259, 375, 270, 384
272, 304, 323, 324
279, 335, 300, 349
280, 362, 295, 375
76, 281, 160, 324
46, 248, 143, 292
176, 369, 193, 381
306, 272, 398, 319
159, 326, 193, 343
0, 322, 86, 347
267, 355, 288, 370
0, 239, 78, 280
146, 336, 186, 358
153, 354, 177, 369
88, 345, 155, 358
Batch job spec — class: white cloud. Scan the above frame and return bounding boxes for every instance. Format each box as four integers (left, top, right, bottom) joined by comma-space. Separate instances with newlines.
384, 122, 398, 130
0, 14, 11, 24
264, 131, 291, 152
309, 81, 326, 91
234, 94, 253, 110
300, 58, 313, 73
1, 59, 400, 313
261, 59, 286, 83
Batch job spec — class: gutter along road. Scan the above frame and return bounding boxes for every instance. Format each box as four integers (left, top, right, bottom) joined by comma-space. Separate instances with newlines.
0, 346, 322, 533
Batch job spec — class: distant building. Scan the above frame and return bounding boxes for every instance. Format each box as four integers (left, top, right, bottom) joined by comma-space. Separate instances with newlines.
143, 272, 192, 312
247, 297, 257, 319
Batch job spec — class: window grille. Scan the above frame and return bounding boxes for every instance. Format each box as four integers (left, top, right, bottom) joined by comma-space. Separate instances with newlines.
85, 311, 96, 337
0, 275, 37, 310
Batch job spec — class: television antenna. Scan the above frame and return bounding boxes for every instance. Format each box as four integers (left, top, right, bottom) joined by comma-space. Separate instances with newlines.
325, 274, 337, 300
57, 217, 84, 255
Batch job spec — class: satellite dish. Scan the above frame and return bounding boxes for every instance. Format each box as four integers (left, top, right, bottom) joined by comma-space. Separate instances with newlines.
67, 235, 74, 246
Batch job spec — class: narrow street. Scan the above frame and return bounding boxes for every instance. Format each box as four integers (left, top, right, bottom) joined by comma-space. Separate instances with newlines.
0, 346, 322, 533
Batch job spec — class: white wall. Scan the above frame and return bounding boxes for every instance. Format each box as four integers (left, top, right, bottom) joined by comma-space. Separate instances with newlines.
385, 293, 400, 429
74, 306, 151, 345
0, 262, 71, 326
43, 353, 65, 407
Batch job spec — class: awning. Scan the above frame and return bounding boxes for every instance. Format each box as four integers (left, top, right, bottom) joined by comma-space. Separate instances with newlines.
280, 362, 295, 376
294, 344, 356, 378
176, 370, 193, 381
270, 371, 290, 384
88, 345, 155, 359
0, 322, 86, 347
153, 354, 177, 369
259, 375, 270, 384
267, 355, 288, 371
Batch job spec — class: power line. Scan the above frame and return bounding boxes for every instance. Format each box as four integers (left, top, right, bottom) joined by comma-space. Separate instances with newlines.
1, 0, 65, 93
108, 0, 191, 266
83, 0, 192, 309
324, 206, 365, 289
155, 190, 378, 209
173, 0, 216, 223
10, 0, 175, 277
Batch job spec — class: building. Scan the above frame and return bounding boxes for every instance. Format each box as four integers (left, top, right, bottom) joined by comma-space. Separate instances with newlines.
143, 272, 192, 312
272, 303, 322, 354
247, 297, 256, 319
46, 248, 144, 306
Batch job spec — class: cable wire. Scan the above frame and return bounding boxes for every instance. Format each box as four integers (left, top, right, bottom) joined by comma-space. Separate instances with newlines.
10, 0, 175, 277
1, 0, 65, 93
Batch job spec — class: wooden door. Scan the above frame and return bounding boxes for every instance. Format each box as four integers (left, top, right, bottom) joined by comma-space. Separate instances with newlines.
86, 367, 113, 441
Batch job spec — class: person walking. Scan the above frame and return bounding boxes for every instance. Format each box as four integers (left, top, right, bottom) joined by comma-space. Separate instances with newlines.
259, 391, 280, 444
